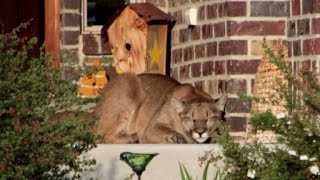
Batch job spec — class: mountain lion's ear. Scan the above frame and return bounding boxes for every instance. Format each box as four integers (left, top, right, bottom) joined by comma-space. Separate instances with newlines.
215, 94, 227, 111
171, 97, 185, 113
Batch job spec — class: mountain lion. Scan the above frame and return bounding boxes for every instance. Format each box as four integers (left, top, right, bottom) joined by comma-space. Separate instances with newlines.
94, 73, 226, 144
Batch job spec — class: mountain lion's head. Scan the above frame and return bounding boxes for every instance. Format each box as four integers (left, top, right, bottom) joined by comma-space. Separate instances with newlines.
171, 85, 226, 143
181, 102, 224, 143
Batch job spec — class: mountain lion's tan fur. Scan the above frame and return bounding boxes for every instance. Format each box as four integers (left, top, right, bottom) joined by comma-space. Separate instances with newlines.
94, 73, 226, 143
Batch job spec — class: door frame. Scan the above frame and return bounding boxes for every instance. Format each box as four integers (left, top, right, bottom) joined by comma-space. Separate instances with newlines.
45, 0, 60, 67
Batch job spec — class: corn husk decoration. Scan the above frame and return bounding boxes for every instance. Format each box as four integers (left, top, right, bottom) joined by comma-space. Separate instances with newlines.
247, 42, 289, 142
78, 59, 108, 97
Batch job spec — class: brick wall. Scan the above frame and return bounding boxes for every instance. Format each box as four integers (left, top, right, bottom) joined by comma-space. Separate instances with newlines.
60, 0, 118, 81
288, 0, 320, 74
60, 0, 320, 136
164, 0, 291, 136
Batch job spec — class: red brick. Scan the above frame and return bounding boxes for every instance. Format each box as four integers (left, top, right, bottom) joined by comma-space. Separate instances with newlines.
226, 98, 251, 113
180, 64, 190, 80
292, 0, 301, 15
191, 26, 201, 40
299, 60, 311, 73
226, 1, 247, 17
62, 31, 80, 45
312, 18, 320, 34
183, 46, 194, 61
301, 0, 320, 14
303, 39, 316, 55
217, 2, 246, 17
195, 44, 205, 59
194, 81, 204, 91
288, 20, 296, 37
218, 3, 227, 17
297, 19, 310, 35
61, 13, 81, 26
207, 4, 217, 19
207, 42, 217, 57
303, 39, 317, 55
215, 61, 225, 75
251, 1, 288, 17
83, 34, 98, 55
227, 60, 260, 75
214, 22, 225, 37
303, 0, 313, 14
227, 79, 247, 94
191, 63, 201, 77
63, 0, 81, 10
219, 80, 227, 93
202, 24, 213, 39
179, 28, 189, 43
198, 6, 205, 21
226, 117, 247, 132
315, 0, 320, 13
219, 40, 247, 56
227, 21, 286, 36
172, 49, 183, 64
202, 61, 214, 76
293, 40, 302, 56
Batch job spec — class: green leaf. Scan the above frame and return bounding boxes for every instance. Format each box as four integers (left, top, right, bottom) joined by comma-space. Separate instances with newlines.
179, 162, 193, 180
183, 164, 193, 180
202, 161, 210, 180
179, 162, 186, 180
179, 162, 194, 180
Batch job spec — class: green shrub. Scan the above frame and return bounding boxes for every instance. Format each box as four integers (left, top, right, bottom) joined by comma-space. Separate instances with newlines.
0, 24, 97, 179
250, 110, 277, 132
215, 43, 320, 179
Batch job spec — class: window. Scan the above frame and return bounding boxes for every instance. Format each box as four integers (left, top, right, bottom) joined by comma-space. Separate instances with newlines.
82, 0, 137, 33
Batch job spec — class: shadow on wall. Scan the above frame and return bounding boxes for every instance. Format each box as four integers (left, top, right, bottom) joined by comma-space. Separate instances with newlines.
81, 156, 119, 179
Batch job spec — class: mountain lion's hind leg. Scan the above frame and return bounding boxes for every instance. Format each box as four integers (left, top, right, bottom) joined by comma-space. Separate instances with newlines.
95, 112, 139, 143
96, 119, 139, 143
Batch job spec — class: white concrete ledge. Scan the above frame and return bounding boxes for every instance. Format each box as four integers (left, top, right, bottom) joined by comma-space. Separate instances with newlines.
81, 144, 223, 180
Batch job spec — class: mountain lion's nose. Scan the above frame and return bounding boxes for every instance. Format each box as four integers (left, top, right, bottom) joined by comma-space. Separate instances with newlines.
197, 130, 205, 136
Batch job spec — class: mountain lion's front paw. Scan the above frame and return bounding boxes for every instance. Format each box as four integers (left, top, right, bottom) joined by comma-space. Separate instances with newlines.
165, 134, 186, 143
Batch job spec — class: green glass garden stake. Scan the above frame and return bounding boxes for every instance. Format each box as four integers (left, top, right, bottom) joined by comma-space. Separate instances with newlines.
120, 152, 159, 180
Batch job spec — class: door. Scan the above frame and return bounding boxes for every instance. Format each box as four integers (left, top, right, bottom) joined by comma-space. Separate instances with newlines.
0, 0, 44, 57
